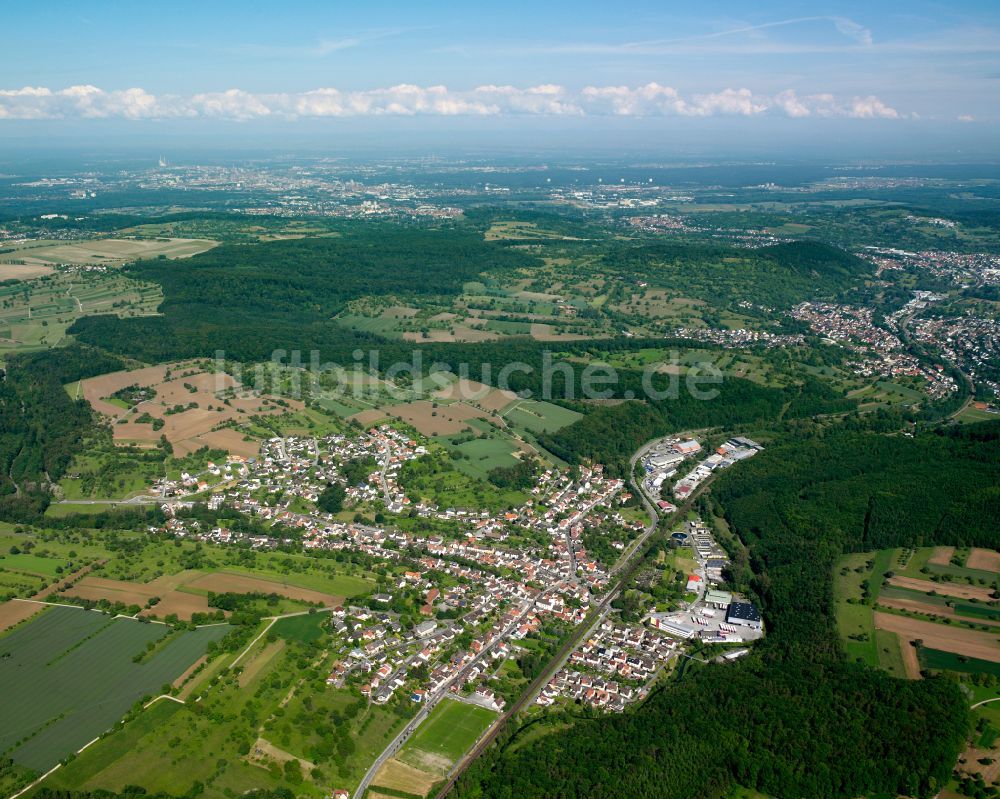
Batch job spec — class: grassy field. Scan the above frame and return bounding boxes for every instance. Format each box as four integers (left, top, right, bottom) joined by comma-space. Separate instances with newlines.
0, 529, 376, 608
220, 562, 375, 598
442, 436, 523, 481
0, 606, 230, 772
918, 648, 1000, 677
955, 406, 1000, 424
833, 549, 898, 667
502, 399, 582, 436
874, 629, 908, 678
269, 612, 328, 643
0, 552, 69, 577
398, 698, 497, 774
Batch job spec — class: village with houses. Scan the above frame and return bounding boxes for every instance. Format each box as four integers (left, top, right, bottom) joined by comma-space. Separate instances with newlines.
133, 419, 765, 741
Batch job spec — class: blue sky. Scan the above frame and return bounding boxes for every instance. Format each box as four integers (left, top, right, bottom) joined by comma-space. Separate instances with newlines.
1, 1, 998, 151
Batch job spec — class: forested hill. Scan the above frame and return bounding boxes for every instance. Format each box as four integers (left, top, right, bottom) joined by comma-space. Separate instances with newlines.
712, 422, 1000, 657
69, 233, 869, 365
602, 240, 871, 308
454, 424, 999, 799
71, 229, 540, 362
0, 345, 127, 521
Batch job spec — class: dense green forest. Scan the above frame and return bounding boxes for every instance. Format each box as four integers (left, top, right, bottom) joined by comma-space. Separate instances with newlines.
71, 230, 540, 362
541, 378, 851, 474
454, 423, 1000, 799
0, 345, 126, 521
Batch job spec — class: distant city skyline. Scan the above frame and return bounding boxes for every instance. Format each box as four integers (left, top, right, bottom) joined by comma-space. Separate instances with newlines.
1, 1, 997, 153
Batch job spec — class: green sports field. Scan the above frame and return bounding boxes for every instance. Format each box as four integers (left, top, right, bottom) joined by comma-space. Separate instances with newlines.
399, 698, 498, 771
0, 606, 230, 772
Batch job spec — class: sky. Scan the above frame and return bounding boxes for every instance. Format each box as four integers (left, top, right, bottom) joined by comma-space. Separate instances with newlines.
1, 0, 998, 156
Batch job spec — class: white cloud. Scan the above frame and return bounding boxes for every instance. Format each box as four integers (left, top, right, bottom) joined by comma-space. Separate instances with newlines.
0, 83, 904, 121
958, 114, 975, 122
845, 95, 899, 119
475, 84, 582, 116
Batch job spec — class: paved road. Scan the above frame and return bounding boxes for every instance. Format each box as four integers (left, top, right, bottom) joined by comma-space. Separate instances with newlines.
608, 441, 663, 577
897, 309, 976, 420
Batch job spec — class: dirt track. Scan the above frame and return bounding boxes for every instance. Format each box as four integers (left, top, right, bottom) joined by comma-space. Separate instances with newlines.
373, 757, 439, 798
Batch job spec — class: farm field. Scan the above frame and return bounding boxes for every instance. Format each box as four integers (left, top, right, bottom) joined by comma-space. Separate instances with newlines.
874, 629, 909, 679
268, 611, 329, 643
501, 399, 583, 436
918, 648, 1000, 677
967, 548, 1000, 572
0, 236, 216, 269
0, 606, 230, 773
381, 399, 489, 437
52, 567, 351, 621
217, 562, 375, 598
1, 526, 379, 613
887, 574, 996, 602
836, 548, 1000, 678
873, 612, 1000, 664
337, 263, 617, 345
443, 436, 523, 481
182, 571, 342, 606
77, 360, 305, 457
833, 549, 898, 667
0, 552, 68, 577
0, 599, 44, 632
25, 531, 376, 600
